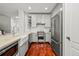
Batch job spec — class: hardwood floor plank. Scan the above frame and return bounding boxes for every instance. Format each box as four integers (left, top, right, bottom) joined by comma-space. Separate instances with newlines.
25, 42, 56, 56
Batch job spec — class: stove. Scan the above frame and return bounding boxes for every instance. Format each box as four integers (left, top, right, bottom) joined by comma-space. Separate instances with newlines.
37, 31, 45, 42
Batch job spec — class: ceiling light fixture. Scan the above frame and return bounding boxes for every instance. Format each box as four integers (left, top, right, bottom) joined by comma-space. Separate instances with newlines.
28, 6, 31, 10
45, 7, 48, 10
15, 16, 20, 18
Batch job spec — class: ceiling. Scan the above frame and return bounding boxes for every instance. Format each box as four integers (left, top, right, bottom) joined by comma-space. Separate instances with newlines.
0, 3, 56, 17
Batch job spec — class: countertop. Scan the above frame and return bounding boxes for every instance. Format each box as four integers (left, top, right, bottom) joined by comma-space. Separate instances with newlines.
0, 32, 31, 51
0, 31, 50, 51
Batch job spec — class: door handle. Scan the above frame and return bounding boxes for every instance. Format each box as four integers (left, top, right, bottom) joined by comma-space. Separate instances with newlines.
66, 36, 70, 41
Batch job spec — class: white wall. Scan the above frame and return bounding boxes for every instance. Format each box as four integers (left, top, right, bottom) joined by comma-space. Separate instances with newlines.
0, 15, 11, 33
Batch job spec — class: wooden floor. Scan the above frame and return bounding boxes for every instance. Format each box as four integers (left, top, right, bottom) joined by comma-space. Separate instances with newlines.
25, 42, 56, 56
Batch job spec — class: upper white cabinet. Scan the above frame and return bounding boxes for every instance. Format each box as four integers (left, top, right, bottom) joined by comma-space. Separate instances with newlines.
36, 14, 41, 23
31, 14, 51, 28
11, 17, 21, 35
31, 15, 37, 27
44, 15, 51, 27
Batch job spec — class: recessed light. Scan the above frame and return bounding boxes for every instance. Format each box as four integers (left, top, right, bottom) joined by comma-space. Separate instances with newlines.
15, 16, 20, 18
28, 6, 31, 10
60, 8, 62, 11
45, 7, 48, 10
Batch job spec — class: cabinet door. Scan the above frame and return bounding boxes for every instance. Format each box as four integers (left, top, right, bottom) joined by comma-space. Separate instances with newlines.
19, 37, 28, 56
11, 17, 21, 34
30, 33, 38, 43
45, 15, 51, 27
31, 15, 36, 27
37, 15, 41, 23
42, 15, 45, 23
46, 32, 51, 43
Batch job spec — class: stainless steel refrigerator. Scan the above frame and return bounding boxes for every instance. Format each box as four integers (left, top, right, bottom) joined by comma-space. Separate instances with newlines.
51, 11, 63, 56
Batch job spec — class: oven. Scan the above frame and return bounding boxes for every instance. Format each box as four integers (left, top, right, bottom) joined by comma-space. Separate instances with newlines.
37, 31, 45, 42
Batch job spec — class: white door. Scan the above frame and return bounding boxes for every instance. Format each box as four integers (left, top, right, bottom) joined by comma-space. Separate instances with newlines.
64, 3, 79, 56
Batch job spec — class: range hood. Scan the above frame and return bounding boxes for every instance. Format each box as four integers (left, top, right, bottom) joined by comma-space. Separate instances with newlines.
36, 23, 45, 25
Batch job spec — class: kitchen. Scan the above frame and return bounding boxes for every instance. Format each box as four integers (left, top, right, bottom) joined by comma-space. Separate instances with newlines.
0, 3, 79, 56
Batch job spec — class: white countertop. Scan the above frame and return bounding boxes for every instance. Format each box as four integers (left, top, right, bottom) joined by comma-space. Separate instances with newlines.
0, 32, 31, 50
0, 31, 50, 51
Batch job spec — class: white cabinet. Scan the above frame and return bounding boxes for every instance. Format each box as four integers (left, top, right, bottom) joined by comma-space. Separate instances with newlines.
37, 15, 42, 23
18, 36, 28, 56
42, 15, 46, 23
31, 14, 51, 28
31, 15, 36, 27
11, 17, 21, 35
30, 33, 38, 43
45, 32, 51, 43
45, 15, 51, 27
37, 14, 50, 27
25, 15, 29, 32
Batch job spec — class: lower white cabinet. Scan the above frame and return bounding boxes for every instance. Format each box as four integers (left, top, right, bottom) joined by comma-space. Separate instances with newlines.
18, 36, 28, 56
45, 32, 51, 43
29, 32, 51, 43
30, 33, 38, 43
